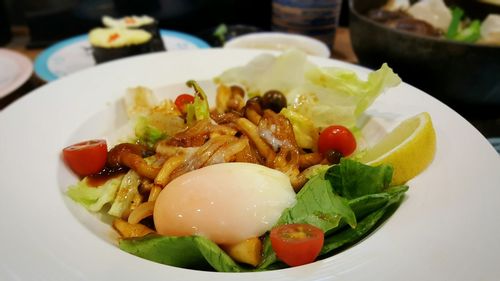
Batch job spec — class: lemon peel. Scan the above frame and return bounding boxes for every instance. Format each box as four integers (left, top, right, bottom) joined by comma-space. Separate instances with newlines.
360, 112, 436, 185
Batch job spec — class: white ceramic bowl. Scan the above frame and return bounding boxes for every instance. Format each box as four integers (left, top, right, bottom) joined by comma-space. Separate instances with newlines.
223, 32, 331, 58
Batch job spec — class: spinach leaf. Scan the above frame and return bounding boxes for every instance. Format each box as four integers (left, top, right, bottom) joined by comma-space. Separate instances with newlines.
320, 189, 406, 255
258, 236, 277, 269
276, 174, 357, 231
349, 185, 408, 220
119, 234, 246, 272
193, 236, 246, 272
325, 158, 393, 199
320, 206, 387, 255
119, 234, 209, 269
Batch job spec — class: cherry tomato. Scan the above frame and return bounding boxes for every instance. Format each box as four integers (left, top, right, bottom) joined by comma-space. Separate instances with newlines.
270, 223, 324, 267
62, 139, 108, 177
317, 125, 357, 157
174, 93, 195, 113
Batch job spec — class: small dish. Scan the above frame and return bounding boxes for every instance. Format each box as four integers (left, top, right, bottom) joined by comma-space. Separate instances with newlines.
224, 32, 331, 58
34, 30, 210, 82
0, 49, 33, 99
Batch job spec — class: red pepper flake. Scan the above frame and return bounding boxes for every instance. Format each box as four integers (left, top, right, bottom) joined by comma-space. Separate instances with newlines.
108, 33, 120, 43
124, 17, 136, 25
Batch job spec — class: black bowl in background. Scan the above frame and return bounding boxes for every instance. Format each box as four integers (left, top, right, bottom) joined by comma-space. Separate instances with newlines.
349, 0, 500, 118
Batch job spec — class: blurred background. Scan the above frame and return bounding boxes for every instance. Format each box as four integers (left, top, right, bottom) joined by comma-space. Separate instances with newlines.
1, 0, 350, 47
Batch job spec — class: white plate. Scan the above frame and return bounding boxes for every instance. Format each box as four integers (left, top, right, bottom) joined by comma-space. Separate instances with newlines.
34, 30, 210, 81
1, 49, 499, 280
0, 48, 33, 99
224, 32, 331, 58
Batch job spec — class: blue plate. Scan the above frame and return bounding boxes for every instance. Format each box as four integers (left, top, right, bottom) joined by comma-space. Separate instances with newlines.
34, 30, 210, 82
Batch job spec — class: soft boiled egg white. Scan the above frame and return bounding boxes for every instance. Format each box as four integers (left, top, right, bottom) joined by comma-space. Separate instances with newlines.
153, 163, 297, 245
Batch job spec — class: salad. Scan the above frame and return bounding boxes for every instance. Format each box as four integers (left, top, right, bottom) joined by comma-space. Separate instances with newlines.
62, 50, 431, 272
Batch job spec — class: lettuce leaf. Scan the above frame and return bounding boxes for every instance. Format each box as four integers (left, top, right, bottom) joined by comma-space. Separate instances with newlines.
108, 170, 141, 218
215, 49, 401, 131
134, 116, 166, 147
186, 80, 210, 125
294, 62, 401, 129
66, 176, 123, 212
215, 49, 311, 97
279, 108, 318, 149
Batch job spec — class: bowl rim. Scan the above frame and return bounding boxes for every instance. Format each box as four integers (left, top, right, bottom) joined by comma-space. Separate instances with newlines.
223, 31, 331, 58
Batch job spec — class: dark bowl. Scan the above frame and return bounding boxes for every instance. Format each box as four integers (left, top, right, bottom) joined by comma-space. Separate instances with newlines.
349, 0, 500, 116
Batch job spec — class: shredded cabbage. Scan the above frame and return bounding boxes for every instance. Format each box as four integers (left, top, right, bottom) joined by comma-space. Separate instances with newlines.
66, 176, 123, 212
135, 116, 167, 147
108, 170, 141, 218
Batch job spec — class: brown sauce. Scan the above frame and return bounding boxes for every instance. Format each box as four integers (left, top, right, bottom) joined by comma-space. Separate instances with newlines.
86, 165, 129, 187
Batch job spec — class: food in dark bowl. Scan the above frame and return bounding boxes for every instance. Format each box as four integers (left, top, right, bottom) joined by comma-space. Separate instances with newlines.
89, 28, 154, 64
349, 0, 500, 113
366, 0, 500, 44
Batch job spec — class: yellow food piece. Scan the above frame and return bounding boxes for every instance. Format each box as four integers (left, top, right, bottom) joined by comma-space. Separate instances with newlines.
113, 218, 154, 238
221, 237, 263, 267
359, 112, 436, 185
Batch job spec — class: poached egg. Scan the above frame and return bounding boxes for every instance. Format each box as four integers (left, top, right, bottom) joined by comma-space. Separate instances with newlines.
153, 163, 296, 245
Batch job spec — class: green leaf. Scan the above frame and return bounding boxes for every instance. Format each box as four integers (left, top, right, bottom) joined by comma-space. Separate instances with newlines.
119, 234, 246, 272
325, 158, 393, 199
349, 185, 408, 220
446, 7, 464, 39
134, 116, 166, 147
259, 176, 408, 270
259, 172, 356, 269
258, 236, 276, 269
213, 23, 228, 44
320, 186, 406, 255
279, 108, 318, 149
216, 50, 400, 129
320, 206, 387, 255
186, 80, 210, 125
301, 62, 401, 128
193, 236, 246, 272
277, 174, 357, 231
454, 20, 482, 43
66, 176, 122, 212
119, 235, 211, 269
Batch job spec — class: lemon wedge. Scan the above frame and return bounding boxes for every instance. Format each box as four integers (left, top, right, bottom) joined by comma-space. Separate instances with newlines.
359, 112, 436, 185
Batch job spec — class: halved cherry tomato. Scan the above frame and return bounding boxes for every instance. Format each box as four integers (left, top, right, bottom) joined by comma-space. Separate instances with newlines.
270, 223, 324, 267
62, 139, 108, 177
317, 125, 357, 157
174, 93, 195, 113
